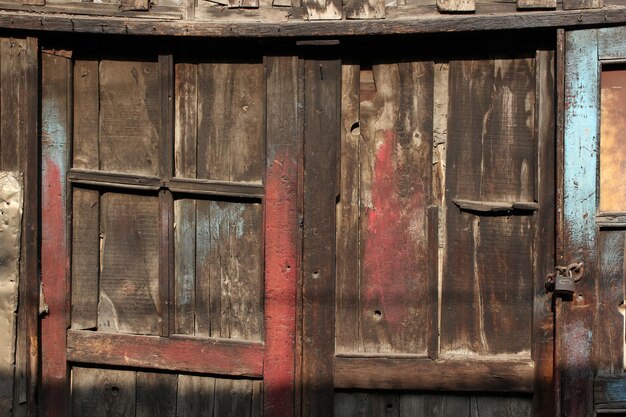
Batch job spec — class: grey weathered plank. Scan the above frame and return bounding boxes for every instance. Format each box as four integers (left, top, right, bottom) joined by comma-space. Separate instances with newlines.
0, 38, 22, 171
174, 198, 196, 335
214, 379, 253, 416
70, 188, 100, 330
99, 59, 160, 176
345, 0, 384, 19
470, 396, 532, 417
73, 59, 99, 170
197, 61, 264, 184
98, 192, 160, 335
121, 0, 150, 11
174, 61, 197, 179
176, 374, 215, 417
437, 0, 474, 13
71, 367, 136, 417
136, 372, 177, 417
517, 0, 555, 9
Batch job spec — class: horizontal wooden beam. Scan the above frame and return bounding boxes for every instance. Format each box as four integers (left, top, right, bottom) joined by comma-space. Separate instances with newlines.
0, 7, 625, 37
595, 375, 626, 410
166, 177, 264, 199
66, 330, 264, 377
453, 198, 539, 213
68, 169, 162, 191
334, 355, 534, 393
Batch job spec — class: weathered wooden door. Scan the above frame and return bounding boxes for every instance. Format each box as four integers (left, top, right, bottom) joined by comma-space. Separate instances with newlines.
301, 36, 558, 417
40, 41, 300, 417
561, 28, 626, 416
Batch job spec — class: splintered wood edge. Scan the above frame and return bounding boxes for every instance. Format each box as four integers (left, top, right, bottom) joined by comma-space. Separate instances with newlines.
452, 198, 539, 212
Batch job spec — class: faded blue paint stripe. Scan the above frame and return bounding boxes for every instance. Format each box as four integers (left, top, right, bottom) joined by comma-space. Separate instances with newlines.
564, 29, 598, 252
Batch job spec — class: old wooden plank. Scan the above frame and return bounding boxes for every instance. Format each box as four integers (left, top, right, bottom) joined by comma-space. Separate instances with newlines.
194, 199, 213, 337
99, 59, 160, 176
71, 367, 136, 417
121, 0, 150, 11
517, 0, 555, 9
264, 54, 299, 417
0, 38, 22, 171
400, 394, 470, 417
197, 60, 264, 184
12, 36, 38, 417
73, 59, 99, 170
334, 356, 534, 392
344, 0, 384, 19
251, 380, 263, 417
70, 188, 100, 330
98, 192, 160, 335
336, 63, 360, 354
0, 172, 22, 417
174, 61, 197, 179
357, 62, 433, 355
595, 375, 626, 409
160, 190, 174, 337
68, 169, 162, 190
67, 329, 265, 376
136, 372, 177, 417
598, 26, 626, 60
166, 177, 264, 198
562, 28, 599, 417
159, 53, 174, 180
437, 0, 474, 13
174, 198, 196, 335
303, 0, 341, 19
176, 374, 215, 417
302, 55, 340, 417
563, 0, 601, 10
470, 396, 532, 417
41, 51, 70, 417
533, 48, 556, 417
214, 379, 253, 416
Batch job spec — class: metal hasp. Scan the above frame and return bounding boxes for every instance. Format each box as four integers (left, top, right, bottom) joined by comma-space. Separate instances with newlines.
545, 262, 584, 297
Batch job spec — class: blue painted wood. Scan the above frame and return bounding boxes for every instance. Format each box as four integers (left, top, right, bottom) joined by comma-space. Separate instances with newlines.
595, 375, 626, 409
598, 27, 626, 60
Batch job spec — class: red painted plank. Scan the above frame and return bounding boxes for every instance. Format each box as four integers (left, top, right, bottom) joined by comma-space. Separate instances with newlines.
66, 330, 265, 377
264, 55, 298, 417
40, 52, 70, 417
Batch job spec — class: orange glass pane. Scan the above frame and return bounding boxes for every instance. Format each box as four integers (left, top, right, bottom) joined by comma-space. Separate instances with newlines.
600, 68, 626, 212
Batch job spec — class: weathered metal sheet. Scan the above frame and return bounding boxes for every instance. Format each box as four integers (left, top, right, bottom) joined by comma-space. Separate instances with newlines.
562, 28, 599, 417
0, 172, 23, 417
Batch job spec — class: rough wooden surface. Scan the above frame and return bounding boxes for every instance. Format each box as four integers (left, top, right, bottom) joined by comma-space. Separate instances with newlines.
136, 372, 177, 417
437, 0, 474, 12
344, 0, 384, 19
98, 192, 160, 335
73, 59, 99, 170
264, 55, 298, 417
517, 0, 555, 9
0, 172, 22, 417
303, 0, 341, 19
72, 367, 136, 417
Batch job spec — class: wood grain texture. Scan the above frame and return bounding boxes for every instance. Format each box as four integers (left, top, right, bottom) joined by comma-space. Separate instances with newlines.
356, 62, 433, 355
302, 56, 340, 417
336, 63, 360, 354
174, 198, 196, 335
174, 61, 197, 179
303, 0, 341, 19
70, 188, 100, 330
98, 192, 161, 335
136, 372, 177, 417
214, 379, 254, 416
73, 59, 99, 170
99, 59, 160, 176
67, 329, 264, 376
442, 56, 535, 356
335, 356, 534, 392
563, 0, 602, 10
344, 0, 384, 19
437, 0, 475, 13
176, 374, 215, 417
0, 38, 24, 171
120, 0, 149, 11
71, 367, 136, 417
264, 55, 299, 417
517, 0, 555, 10
595, 375, 626, 410
197, 60, 264, 183
41, 51, 71, 417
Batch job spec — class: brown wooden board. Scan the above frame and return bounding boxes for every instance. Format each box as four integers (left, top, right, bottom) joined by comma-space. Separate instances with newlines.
196, 60, 264, 184
174, 198, 196, 335
563, 0, 602, 10
99, 59, 160, 176
214, 379, 254, 416
176, 374, 215, 417
302, 55, 340, 417
344, 0, 384, 19
73, 59, 99, 170
303, 0, 341, 19
71, 367, 136, 417
98, 192, 161, 335
437, 0, 475, 12
442, 56, 535, 356
174, 61, 197, 179
0, 38, 23, 171
70, 188, 100, 330
136, 372, 177, 417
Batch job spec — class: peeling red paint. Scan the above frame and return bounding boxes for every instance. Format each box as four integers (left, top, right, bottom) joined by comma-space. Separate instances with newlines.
362, 129, 427, 351
264, 148, 297, 417
41, 160, 68, 417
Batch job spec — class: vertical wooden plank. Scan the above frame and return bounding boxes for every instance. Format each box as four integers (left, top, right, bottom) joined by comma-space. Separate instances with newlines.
70, 189, 100, 330
174, 198, 196, 335
399, 394, 470, 417
437, 0, 474, 13
470, 396, 532, 417
71, 367, 136, 417
251, 379, 263, 417
99, 59, 160, 177
358, 62, 433, 354
73, 59, 99, 170
335, 392, 368, 417
1, 39, 22, 171
13, 36, 39, 417
336, 63, 360, 354
533, 49, 556, 417
563, 0, 602, 11
197, 61, 264, 184
562, 28, 599, 417
136, 372, 177, 417
176, 374, 215, 417
194, 199, 213, 337
302, 53, 340, 417
98, 193, 160, 335
517, 0, 555, 10
264, 55, 299, 417
303, 0, 341, 20
41, 51, 71, 417
214, 379, 253, 416
120, 0, 150, 11
0, 173, 22, 417
344, 0, 384, 19
174, 62, 198, 179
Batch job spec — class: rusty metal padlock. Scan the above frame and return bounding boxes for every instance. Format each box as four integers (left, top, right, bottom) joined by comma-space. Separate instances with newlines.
554, 269, 575, 296
545, 262, 583, 297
